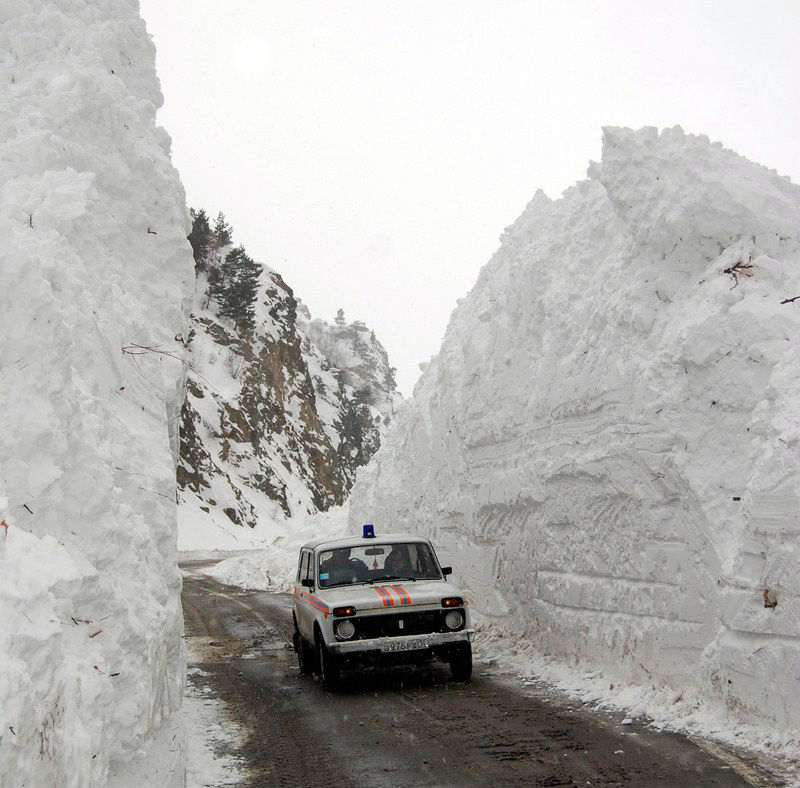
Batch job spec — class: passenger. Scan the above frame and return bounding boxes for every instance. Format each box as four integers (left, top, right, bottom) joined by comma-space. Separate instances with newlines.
319, 547, 368, 586
384, 545, 414, 576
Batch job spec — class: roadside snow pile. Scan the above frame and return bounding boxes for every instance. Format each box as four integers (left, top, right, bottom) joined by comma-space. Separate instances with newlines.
351, 127, 800, 740
0, 3, 192, 786
202, 505, 349, 592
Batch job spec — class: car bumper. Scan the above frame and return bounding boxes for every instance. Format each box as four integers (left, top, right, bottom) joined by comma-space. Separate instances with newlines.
328, 629, 474, 655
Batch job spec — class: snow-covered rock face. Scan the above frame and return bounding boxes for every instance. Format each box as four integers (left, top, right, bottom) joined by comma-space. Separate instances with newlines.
178, 264, 400, 546
351, 127, 800, 730
304, 314, 400, 425
0, 2, 192, 786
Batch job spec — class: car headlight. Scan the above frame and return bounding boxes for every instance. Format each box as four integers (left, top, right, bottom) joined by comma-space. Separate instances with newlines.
336, 619, 355, 639
444, 610, 463, 630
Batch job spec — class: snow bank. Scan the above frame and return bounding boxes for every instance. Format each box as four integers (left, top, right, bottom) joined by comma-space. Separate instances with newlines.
351, 127, 800, 740
0, 2, 192, 785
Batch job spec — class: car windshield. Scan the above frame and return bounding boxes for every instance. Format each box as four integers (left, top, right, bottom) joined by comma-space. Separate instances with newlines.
317, 541, 441, 589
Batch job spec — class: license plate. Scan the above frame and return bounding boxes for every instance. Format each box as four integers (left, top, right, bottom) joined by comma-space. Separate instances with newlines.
382, 638, 429, 653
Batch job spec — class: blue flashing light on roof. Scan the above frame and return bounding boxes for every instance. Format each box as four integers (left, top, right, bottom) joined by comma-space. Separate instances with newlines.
362, 523, 375, 539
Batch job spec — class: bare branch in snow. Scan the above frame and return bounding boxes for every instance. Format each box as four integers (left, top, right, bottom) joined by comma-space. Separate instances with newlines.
723, 255, 755, 289
122, 343, 188, 366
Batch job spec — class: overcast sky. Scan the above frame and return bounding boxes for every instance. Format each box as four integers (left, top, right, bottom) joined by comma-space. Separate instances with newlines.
139, 0, 800, 395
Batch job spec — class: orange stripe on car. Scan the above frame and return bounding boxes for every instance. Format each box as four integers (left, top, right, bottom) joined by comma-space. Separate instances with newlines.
380, 585, 399, 605
374, 586, 393, 607
380, 586, 395, 607
390, 584, 412, 605
294, 586, 330, 615
380, 585, 398, 605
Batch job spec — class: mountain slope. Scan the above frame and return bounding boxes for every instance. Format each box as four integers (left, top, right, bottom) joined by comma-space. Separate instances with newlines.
178, 217, 400, 549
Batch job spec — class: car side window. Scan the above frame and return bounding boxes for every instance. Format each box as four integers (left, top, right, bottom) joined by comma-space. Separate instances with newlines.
413, 544, 436, 575
303, 550, 315, 586
297, 550, 305, 582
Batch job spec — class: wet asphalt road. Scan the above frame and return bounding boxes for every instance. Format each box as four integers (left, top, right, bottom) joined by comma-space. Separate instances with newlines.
180, 562, 784, 788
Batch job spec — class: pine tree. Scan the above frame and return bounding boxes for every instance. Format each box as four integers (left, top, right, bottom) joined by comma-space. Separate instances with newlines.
187, 208, 212, 273
334, 308, 346, 327
218, 246, 262, 334
384, 366, 397, 391
213, 211, 232, 247
207, 263, 225, 307
353, 385, 374, 406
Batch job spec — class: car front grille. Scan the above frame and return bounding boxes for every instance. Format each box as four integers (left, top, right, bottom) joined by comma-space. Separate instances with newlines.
351, 609, 463, 640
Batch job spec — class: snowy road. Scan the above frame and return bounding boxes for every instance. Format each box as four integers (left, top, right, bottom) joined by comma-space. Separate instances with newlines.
180, 563, 781, 787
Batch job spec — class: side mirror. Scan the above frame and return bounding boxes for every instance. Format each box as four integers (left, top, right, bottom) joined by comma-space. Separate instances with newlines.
301, 578, 314, 589
441, 566, 452, 578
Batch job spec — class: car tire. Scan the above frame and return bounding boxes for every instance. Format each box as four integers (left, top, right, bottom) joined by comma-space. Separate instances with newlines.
295, 632, 315, 675
317, 633, 341, 691
449, 642, 472, 682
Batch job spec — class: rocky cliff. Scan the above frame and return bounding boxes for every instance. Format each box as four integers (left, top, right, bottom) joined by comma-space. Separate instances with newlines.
178, 216, 399, 545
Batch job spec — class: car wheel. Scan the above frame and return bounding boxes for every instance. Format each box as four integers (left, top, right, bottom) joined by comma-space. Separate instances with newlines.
317, 633, 341, 691
295, 632, 315, 675
449, 642, 472, 682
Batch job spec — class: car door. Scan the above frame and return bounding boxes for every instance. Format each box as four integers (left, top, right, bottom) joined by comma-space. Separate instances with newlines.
294, 549, 305, 629
298, 548, 315, 640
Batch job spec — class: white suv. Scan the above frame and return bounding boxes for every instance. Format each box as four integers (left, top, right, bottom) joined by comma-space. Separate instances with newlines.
292, 526, 474, 690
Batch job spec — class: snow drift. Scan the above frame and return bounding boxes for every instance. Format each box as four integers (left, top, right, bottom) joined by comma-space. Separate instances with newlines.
201, 505, 349, 593
0, 2, 192, 785
351, 127, 800, 732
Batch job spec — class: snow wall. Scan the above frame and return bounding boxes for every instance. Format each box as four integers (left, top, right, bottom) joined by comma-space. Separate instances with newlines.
351, 127, 800, 730
0, 2, 192, 785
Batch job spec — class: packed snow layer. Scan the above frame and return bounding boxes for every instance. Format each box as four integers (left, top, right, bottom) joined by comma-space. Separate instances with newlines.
351, 127, 800, 734
0, 2, 192, 786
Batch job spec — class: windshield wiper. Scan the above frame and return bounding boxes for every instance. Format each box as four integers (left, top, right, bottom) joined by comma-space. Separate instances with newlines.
321, 579, 374, 589
372, 574, 417, 583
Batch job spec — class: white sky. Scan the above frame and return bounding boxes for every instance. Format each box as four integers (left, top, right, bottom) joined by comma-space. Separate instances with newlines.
139, 0, 800, 395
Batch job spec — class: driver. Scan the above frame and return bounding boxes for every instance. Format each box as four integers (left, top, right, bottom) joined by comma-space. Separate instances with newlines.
319, 547, 368, 585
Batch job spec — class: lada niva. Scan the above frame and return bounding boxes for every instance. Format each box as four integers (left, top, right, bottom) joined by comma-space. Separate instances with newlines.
292, 525, 474, 690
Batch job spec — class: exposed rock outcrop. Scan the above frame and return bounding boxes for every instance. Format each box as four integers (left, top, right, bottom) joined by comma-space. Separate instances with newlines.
179, 220, 400, 535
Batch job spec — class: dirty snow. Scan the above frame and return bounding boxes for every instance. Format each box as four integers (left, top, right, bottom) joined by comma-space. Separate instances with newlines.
184, 667, 245, 788
477, 618, 800, 772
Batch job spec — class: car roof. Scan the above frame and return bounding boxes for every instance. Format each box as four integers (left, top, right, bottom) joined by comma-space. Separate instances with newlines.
300, 533, 432, 552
